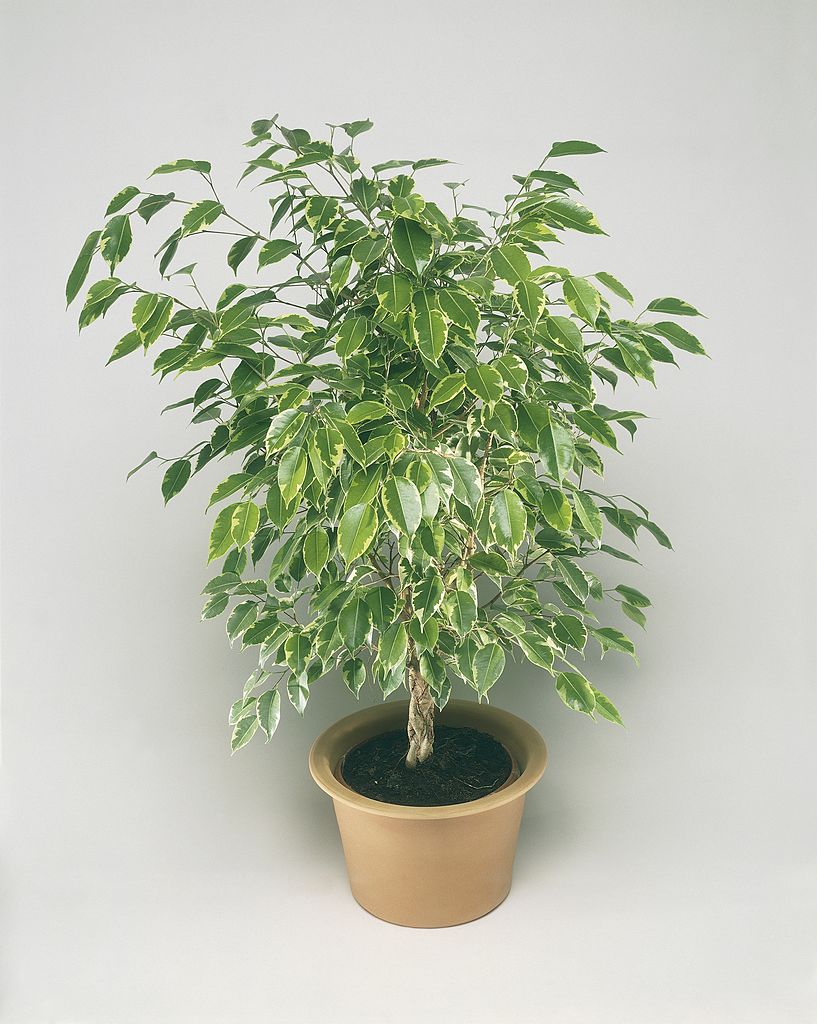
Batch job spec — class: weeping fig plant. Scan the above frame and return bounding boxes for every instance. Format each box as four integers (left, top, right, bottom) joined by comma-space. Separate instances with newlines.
67, 116, 706, 767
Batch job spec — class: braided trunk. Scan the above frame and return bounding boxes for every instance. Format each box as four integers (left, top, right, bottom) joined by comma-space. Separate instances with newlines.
405, 641, 435, 768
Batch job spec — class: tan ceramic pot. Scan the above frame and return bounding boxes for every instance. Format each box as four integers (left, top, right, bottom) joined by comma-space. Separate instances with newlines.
309, 699, 547, 928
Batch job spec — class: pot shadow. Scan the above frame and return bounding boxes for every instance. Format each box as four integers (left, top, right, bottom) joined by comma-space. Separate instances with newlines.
511, 784, 578, 883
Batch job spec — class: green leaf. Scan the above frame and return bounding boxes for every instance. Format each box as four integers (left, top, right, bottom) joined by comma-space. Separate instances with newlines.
231, 501, 260, 548
137, 192, 175, 223
336, 317, 368, 359
100, 215, 132, 271
563, 277, 601, 325
647, 321, 707, 356
351, 235, 388, 267
256, 689, 281, 740
518, 632, 554, 672
554, 557, 590, 602
594, 271, 634, 304
449, 456, 483, 510
615, 584, 651, 607
338, 597, 372, 652
181, 200, 223, 235
539, 486, 572, 532
375, 273, 413, 315
541, 198, 605, 235
151, 158, 212, 175
266, 409, 305, 453
490, 489, 526, 552
590, 627, 637, 660
201, 593, 229, 619
545, 315, 584, 353
411, 292, 447, 363
494, 354, 529, 392
126, 450, 158, 481
258, 239, 299, 267
391, 218, 433, 276
465, 364, 504, 404
303, 527, 330, 576
443, 591, 477, 637
227, 601, 258, 642
553, 614, 588, 652
547, 140, 605, 158
428, 372, 466, 409
208, 503, 239, 562
622, 603, 647, 628
277, 448, 307, 504
106, 330, 141, 364
66, 230, 102, 306
555, 671, 596, 714
382, 476, 422, 535
161, 459, 191, 503
378, 620, 408, 670
414, 570, 444, 625
305, 196, 341, 231
340, 118, 374, 138
491, 244, 531, 284
513, 279, 545, 323
338, 503, 378, 563
105, 186, 140, 215
592, 688, 623, 725
437, 289, 480, 334
329, 254, 354, 293
538, 412, 575, 483
231, 714, 258, 752
343, 657, 366, 696
473, 643, 505, 697
646, 296, 703, 317
573, 491, 603, 540
347, 400, 389, 425
227, 235, 260, 274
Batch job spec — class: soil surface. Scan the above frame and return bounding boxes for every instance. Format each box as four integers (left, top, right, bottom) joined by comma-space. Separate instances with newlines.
341, 725, 513, 807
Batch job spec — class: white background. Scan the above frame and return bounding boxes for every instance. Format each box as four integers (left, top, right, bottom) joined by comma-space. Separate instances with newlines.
2, 1, 815, 1021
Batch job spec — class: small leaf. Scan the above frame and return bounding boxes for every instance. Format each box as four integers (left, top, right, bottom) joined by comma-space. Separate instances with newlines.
553, 614, 588, 652
449, 456, 483, 511
375, 273, 413, 315
180, 200, 223, 236
547, 140, 605, 158
336, 317, 368, 359
590, 627, 637, 660
351, 235, 388, 267
378, 620, 408, 671
277, 448, 307, 504
539, 412, 575, 483
231, 714, 258, 752
513, 279, 545, 323
414, 570, 444, 625
161, 459, 191, 503
615, 584, 651, 607
563, 277, 601, 325
437, 289, 480, 334
343, 657, 366, 696
231, 501, 260, 548
646, 296, 703, 317
66, 230, 102, 306
647, 321, 707, 356
592, 688, 623, 725
227, 601, 258, 642
411, 292, 447, 363
573, 491, 603, 540
555, 671, 596, 714
443, 591, 477, 637
473, 643, 505, 697
258, 239, 299, 267
100, 215, 132, 271
227, 235, 260, 274
126, 450, 158, 481
256, 689, 281, 740
490, 489, 526, 553
428, 372, 466, 409
137, 192, 175, 223
465, 364, 504, 404
151, 159, 212, 175
594, 271, 634, 305
303, 528, 330, 576
105, 186, 140, 216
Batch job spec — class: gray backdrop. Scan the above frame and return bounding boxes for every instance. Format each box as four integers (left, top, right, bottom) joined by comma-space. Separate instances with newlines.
2, 1, 815, 1021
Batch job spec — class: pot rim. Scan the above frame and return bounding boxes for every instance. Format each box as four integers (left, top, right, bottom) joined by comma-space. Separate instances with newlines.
308, 698, 547, 820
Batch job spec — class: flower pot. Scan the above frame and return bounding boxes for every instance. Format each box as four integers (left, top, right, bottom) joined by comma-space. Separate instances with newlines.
309, 699, 547, 928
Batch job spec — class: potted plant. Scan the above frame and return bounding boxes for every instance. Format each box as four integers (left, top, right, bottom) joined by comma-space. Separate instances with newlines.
67, 115, 705, 927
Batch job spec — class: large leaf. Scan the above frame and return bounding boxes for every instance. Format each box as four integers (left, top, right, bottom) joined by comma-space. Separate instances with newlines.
381, 476, 422, 535
375, 273, 413, 315
277, 448, 307, 504
465, 364, 503, 404
338, 597, 372, 652
563, 277, 601, 325
518, 633, 554, 672
303, 527, 330, 575
231, 715, 258, 752
443, 591, 477, 637
392, 218, 433, 276
437, 289, 480, 333
473, 643, 505, 697
208, 503, 239, 562
541, 198, 605, 235
553, 614, 587, 652
181, 200, 223, 235
256, 688, 281, 740
573, 490, 603, 540
65, 230, 101, 305
539, 487, 573, 532
490, 489, 526, 552
594, 271, 633, 304
555, 671, 596, 714
539, 412, 575, 483
449, 456, 483, 510
411, 291, 447, 363
338, 503, 378, 562
491, 244, 531, 284
647, 321, 707, 355
428, 372, 466, 410
378, 620, 408, 670
414, 570, 444, 625
513, 279, 545, 323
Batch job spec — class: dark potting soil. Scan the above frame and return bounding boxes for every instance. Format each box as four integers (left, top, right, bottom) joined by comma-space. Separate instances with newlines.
341, 725, 513, 807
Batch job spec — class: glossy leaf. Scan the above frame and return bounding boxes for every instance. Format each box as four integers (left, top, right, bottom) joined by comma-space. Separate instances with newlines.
382, 476, 422, 536
392, 217, 433, 276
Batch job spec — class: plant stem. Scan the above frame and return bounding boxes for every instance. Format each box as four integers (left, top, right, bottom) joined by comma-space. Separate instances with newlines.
405, 636, 435, 769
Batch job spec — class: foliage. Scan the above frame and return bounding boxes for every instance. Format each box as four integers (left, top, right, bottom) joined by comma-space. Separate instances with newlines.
67, 115, 706, 753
